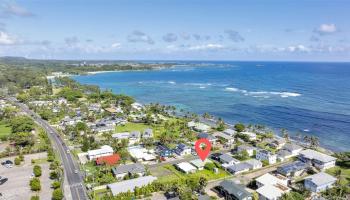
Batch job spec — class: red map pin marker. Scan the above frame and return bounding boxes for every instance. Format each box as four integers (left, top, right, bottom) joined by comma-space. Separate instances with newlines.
195, 138, 211, 161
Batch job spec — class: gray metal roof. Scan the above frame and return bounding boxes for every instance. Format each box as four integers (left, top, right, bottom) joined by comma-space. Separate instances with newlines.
277, 161, 308, 175
108, 176, 157, 196
219, 153, 237, 163
112, 163, 145, 175
228, 162, 251, 172
305, 172, 337, 186
219, 180, 252, 199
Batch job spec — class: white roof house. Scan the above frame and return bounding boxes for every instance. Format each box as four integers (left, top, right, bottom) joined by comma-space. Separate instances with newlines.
112, 132, 130, 140
304, 172, 337, 192
256, 173, 290, 200
107, 176, 157, 196
299, 149, 336, 170
256, 184, 289, 200
87, 145, 113, 160
213, 132, 235, 144
188, 121, 211, 132
223, 129, 236, 136
244, 159, 262, 170
241, 131, 257, 140
176, 162, 197, 174
128, 146, 156, 161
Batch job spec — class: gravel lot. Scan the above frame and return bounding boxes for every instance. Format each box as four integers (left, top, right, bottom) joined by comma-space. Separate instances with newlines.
0, 153, 53, 200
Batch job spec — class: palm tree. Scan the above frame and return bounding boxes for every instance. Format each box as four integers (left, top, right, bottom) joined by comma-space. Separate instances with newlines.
310, 136, 320, 149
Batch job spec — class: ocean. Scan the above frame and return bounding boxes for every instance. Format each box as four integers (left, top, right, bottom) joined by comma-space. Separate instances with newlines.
73, 61, 350, 152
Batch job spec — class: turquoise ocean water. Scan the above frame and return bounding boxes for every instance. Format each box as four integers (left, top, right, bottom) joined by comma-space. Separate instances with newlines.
73, 61, 350, 152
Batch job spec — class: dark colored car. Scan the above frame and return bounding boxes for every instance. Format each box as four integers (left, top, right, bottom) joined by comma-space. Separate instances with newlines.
1, 160, 13, 165
0, 176, 8, 185
210, 153, 223, 161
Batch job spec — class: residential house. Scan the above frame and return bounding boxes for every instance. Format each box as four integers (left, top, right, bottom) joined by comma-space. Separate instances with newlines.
128, 146, 156, 162
216, 180, 252, 200
174, 143, 192, 156
188, 121, 211, 132
157, 145, 173, 158
129, 131, 141, 144
227, 163, 251, 174
143, 128, 153, 138
175, 162, 197, 174
107, 176, 157, 196
241, 131, 257, 141
244, 159, 263, 170
198, 133, 217, 144
256, 150, 277, 164
237, 145, 256, 156
190, 159, 211, 170
256, 173, 290, 200
96, 154, 120, 166
267, 138, 286, 149
282, 143, 303, 156
277, 150, 293, 161
131, 102, 144, 111
277, 161, 309, 177
223, 129, 236, 137
219, 153, 240, 166
213, 132, 235, 145
304, 172, 337, 192
111, 163, 146, 180
87, 145, 114, 160
299, 149, 336, 170
112, 132, 130, 140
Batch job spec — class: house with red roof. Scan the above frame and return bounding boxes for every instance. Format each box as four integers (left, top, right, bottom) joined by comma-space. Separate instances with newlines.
95, 154, 120, 166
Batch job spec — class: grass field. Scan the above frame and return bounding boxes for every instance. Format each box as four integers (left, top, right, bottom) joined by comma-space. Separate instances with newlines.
159, 164, 230, 182
326, 166, 350, 185
115, 122, 150, 133
0, 121, 11, 140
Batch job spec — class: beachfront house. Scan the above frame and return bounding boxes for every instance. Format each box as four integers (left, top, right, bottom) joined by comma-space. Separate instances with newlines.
304, 172, 337, 192
188, 121, 211, 132
213, 132, 235, 145
87, 145, 114, 160
216, 180, 252, 200
198, 133, 217, 144
223, 129, 236, 137
174, 143, 192, 156
282, 143, 303, 156
256, 150, 277, 164
277, 161, 309, 177
175, 162, 197, 174
237, 145, 256, 156
111, 163, 146, 180
298, 149, 336, 170
241, 131, 257, 141
107, 176, 157, 196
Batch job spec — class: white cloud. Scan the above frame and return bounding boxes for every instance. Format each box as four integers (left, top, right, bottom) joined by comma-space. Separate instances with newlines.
286, 45, 310, 52
0, 31, 16, 45
111, 42, 121, 48
315, 24, 337, 35
188, 43, 224, 51
1, 2, 34, 17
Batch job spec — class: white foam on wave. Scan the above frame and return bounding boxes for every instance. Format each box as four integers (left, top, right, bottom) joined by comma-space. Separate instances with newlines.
225, 87, 240, 92
199, 86, 206, 89
224, 87, 301, 98
168, 81, 176, 84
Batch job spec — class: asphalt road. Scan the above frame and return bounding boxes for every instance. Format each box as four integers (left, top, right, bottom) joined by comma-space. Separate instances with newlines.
7, 97, 88, 200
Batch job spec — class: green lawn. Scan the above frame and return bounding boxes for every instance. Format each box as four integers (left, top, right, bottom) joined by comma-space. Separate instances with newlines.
161, 164, 230, 181
326, 166, 350, 185
0, 121, 11, 140
115, 122, 150, 133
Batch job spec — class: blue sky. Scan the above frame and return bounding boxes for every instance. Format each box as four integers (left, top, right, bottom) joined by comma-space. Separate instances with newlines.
0, 0, 349, 61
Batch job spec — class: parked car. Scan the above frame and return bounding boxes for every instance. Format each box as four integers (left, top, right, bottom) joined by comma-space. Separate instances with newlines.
210, 153, 223, 161
0, 176, 8, 185
1, 160, 13, 168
